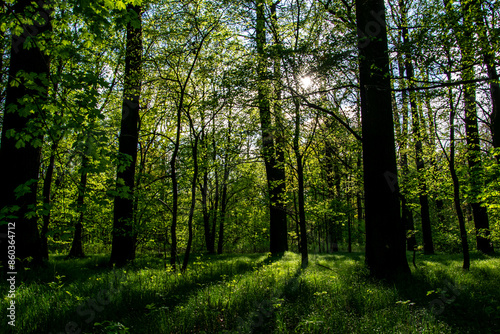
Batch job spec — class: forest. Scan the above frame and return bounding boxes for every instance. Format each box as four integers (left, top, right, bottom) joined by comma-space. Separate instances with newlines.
0, 0, 500, 333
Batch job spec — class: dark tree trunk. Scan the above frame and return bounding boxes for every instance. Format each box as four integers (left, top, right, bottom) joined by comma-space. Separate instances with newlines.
201, 169, 214, 254
256, 0, 287, 255
446, 67, 470, 270
472, 2, 500, 153
458, 0, 493, 254
293, 100, 308, 268
347, 192, 352, 253
170, 105, 181, 270
398, 0, 434, 254
41, 143, 58, 259
0, 0, 51, 270
110, 5, 143, 266
217, 122, 231, 255
356, 155, 363, 224
217, 165, 228, 255
182, 135, 199, 272
68, 155, 88, 258
355, 0, 410, 279
211, 154, 219, 254
199, 131, 214, 254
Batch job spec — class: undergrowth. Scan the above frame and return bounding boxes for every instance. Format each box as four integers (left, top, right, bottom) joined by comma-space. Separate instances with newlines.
1, 251, 499, 333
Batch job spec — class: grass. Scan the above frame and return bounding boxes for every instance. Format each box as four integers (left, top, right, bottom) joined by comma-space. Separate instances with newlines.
1, 251, 500, 333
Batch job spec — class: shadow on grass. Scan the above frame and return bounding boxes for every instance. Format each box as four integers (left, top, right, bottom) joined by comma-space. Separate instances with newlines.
26, 253, 274, 334
393, 257, 500, 334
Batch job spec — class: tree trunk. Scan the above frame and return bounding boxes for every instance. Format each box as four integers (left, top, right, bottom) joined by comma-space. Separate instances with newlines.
68, 155, 88, 258
211, 149, 219, 254
446, 66, 470, 270
217, 165, 228, 255
293, 99, 308, 268
41, 143, 58, 259
182, 135, 199, 272
0, 0, 51, 270
110, 4, 143, 266
355, 0, 410, 279
399, 0, 434, 254
471, 1, 500, 153
256, 0, 288, 255
217, 121, 231, 255
458, 0, 493, 254
201, 168, 214, 254
169, 103, 181, 270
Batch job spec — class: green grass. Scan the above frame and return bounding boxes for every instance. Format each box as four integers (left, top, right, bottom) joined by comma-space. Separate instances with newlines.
1, 251, 500, 333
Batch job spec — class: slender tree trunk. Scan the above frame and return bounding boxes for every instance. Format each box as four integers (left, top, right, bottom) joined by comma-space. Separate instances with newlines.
201, 168, 213, 253
200, 132, 214, 254
167, 12, 206, 268
211, 150, 219, 254
217, 121, 231, 255
347, 190, 352, 253
471, 1, 500, 153
217, 165, 228, 255
0, 0, 51, 270
41, 143, 58, 259
399, 0, 434, 254
457, 0, 493, 254
110, 5, 142, 266
256, 0, 287, 255
446, 67, 470, 270
182, 135, 199, 272
355, 0, 410, 279
68, 155, 88, 258
293, 99, 308, 268
170, 105, 181, 270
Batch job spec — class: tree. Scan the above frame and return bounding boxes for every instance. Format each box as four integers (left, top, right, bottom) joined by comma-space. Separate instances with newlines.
110, 4, 143, 266
443, 58, 470, 270
0, 0, 52, 270
355, 0, 410, 279
256, 0, 288, 255
399, 0, 434, 254
449, 0, 494, 254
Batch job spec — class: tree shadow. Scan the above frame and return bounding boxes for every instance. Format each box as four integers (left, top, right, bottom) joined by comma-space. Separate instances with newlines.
30, 253, 274, 333
393, 263, 500, 334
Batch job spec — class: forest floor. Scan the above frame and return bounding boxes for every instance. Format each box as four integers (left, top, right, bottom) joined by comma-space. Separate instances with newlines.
1, 251, 499, 333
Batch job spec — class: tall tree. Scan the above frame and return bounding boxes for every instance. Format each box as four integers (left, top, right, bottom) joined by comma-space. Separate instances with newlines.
355, 0, 410, 279
110, 4, 143, 266
68, 149, 88, 258
453, 0, 494, 254
399, 0, 434, 254
0, 0, 51, 270
444, 61, 470, 270
256, 0, 288, 255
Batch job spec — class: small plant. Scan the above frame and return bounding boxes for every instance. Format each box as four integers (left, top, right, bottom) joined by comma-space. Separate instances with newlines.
94, 320, 130, 333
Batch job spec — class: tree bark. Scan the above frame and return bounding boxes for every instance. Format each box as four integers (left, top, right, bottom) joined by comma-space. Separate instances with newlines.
0, 0, 51, 270
355, 0, 410, 279
110, 4, 143, 266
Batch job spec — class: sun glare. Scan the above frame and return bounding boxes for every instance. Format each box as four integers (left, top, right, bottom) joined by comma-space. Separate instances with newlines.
301, 76, 312, 89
